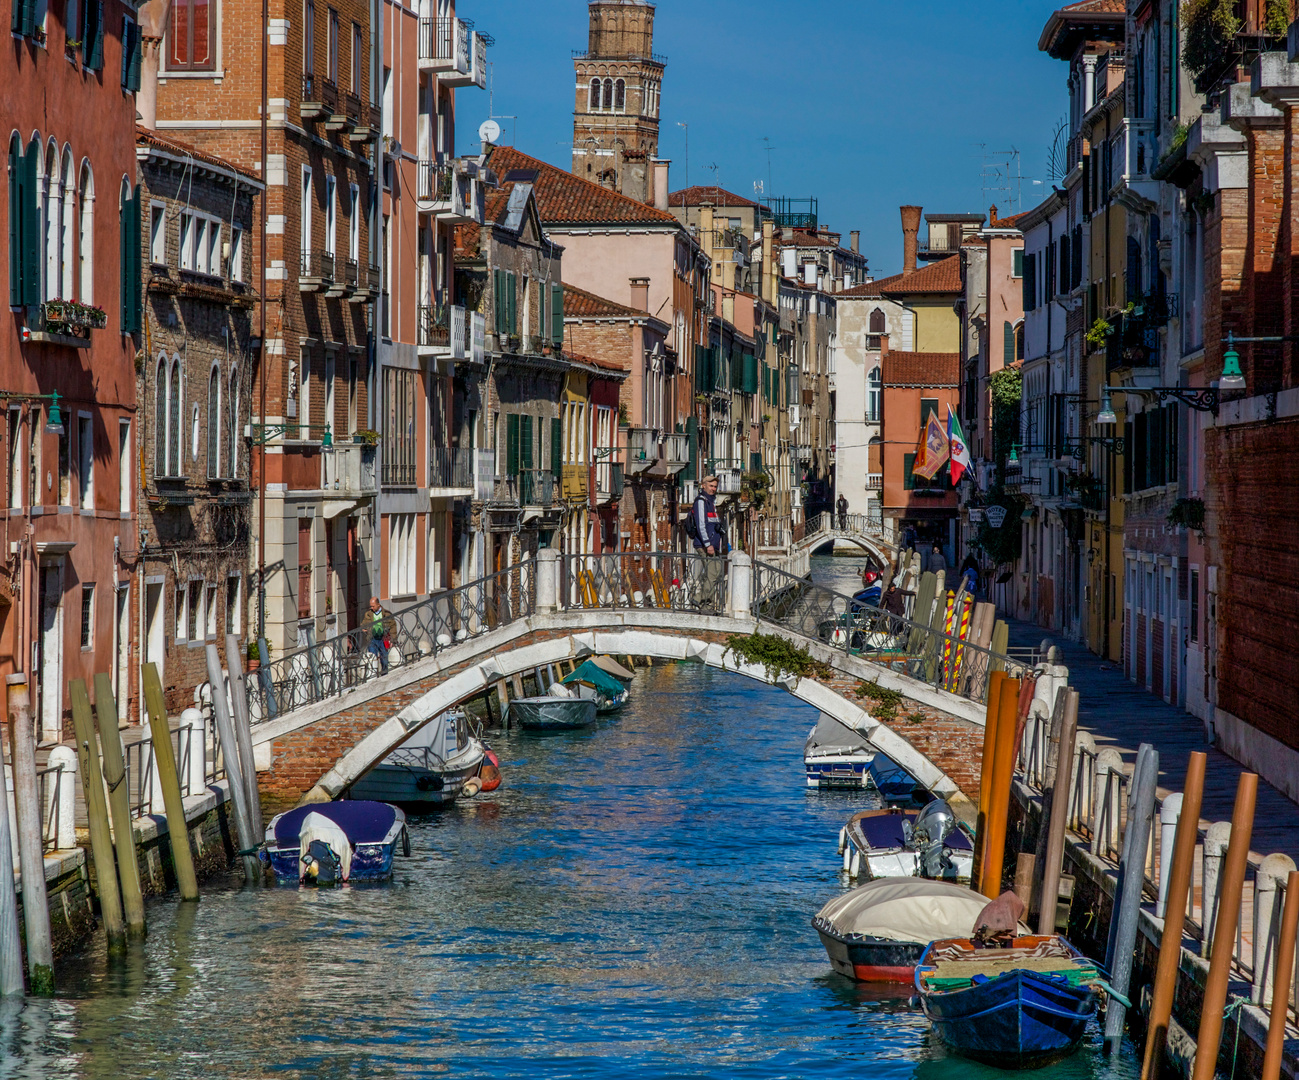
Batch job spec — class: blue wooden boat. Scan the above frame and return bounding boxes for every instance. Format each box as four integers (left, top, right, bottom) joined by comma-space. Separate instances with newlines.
915, 935, 1100, 1069
261, 800, 409, 885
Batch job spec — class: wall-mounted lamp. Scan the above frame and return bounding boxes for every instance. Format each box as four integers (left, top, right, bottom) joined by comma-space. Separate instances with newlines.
1096, 388, 1116, 426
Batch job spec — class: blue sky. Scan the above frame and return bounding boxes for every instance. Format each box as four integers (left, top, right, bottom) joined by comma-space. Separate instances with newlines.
456, 0, 1068, 277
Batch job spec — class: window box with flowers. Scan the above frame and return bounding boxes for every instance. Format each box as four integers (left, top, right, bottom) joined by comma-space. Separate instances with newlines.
26, 300, 108, 347
352, 429, 381, 446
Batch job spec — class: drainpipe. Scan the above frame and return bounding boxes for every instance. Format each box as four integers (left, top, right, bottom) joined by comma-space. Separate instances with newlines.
256, 0, 269, 639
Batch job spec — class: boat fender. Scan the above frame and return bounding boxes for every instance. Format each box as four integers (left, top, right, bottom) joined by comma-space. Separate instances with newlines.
401, 826, 411, 859
849, 849, 861, 879
462, 776, 482, 798
837, 827, 847, 856
842, 844, 852, 873
478, 762, 502, 792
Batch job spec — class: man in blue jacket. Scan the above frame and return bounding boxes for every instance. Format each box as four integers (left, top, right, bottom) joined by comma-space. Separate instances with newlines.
692, 474, 725, 611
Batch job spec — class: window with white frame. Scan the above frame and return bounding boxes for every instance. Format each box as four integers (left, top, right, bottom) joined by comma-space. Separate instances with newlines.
118, 421, 131, 513
77, 414, 93, 509
150, 203, 166, 265
156, 353, 182, 477
80, 583, 95, 649
348, 183, 360, 265
179, 211, 221, 275
226, 573, 241, 634
227, 367, 240, 478
299, 347, 311, 428
325, 175, 337, 258
230, 227, 244, 281
387, 513, 416, 597
187, 579, 203, 641
205, 581, 218, 638
78, 162, 94, 304
207, 367, 221, 478
301, 167, 313, 263
7, 411, 21, 510
176, 580, 188, 641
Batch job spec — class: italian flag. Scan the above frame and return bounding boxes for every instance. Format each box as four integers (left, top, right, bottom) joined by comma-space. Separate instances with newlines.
948, 406, 971, 486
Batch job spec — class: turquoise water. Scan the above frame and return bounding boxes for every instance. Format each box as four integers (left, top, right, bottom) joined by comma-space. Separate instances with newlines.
0, 564, 1144, 1077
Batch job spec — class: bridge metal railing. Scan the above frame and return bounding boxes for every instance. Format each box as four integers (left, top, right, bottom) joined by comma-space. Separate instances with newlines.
248, 561, 536, 724
751, 560, 1018, 705
560, 551, 727, 614
798, 509, 895, 550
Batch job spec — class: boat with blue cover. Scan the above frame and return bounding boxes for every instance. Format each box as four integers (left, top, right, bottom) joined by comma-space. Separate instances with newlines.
561, 658, 630, 713
261, 800, 409, 885
509, 694, 598, 731
914, 934, 1101, 1068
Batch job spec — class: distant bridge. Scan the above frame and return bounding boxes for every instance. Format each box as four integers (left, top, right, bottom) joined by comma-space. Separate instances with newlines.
787, 511, 898, 566
246, 552, 1020, 820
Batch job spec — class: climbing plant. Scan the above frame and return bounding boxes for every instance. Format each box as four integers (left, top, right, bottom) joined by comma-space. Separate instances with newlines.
989, 366, 1022, 467
726, 632, 833, 682
972, 494, 1025, 567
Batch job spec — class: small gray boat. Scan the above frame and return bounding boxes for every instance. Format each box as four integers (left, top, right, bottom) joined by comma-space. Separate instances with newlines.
510, 695, 598, 731
349, 710, 485, 808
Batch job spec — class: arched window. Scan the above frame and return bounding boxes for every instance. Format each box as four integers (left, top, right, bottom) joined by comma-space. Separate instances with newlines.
868, 307, 886, 334
227, 367, 240, 478
59, 147, 74, 300
588, 78, 600, 111
867, 366, 881, 421
1014, 322, 1025, 362
207, 366, 220, 478
7, 135, 20, 307
43, 141, 58, 301
602, 78, 613, 111
154, 357, 168, 477
78, 160, 94, 304
613, 78, 625, 112
169, 358, 182, 476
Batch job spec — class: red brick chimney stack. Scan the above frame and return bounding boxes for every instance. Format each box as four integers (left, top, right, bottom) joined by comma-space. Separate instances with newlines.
901, 205, 921, 278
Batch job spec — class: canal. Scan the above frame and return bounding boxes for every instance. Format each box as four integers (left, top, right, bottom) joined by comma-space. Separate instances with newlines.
2, 555, 1140, 1078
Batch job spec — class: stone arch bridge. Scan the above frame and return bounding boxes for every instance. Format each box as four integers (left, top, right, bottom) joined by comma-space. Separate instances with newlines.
247, 551, 1019, 821
791, 511, 897, 568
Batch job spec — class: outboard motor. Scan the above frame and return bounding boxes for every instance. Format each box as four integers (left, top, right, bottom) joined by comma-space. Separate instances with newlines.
905, 798, 958, 879
301, 839, 341, 886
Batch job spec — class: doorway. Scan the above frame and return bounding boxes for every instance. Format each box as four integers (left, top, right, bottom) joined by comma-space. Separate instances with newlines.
37, 563, 63, 743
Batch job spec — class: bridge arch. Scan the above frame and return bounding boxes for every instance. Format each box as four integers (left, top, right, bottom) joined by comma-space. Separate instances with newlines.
296, 626, 976, 817
803, 533, 893, 566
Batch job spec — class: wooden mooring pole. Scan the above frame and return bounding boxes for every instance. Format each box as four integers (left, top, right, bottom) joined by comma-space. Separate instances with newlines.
203, 647, 261, 885
972, 669, 1007, 888
1190, 771, 1258, 1080
225, 634, 263, 829
93, 677, 146, 937
979, 677, 1021, 898
1262, 869, 1299, 1080
141, 664, 200, 901
0, 730, 23, 994
1141, 750, 1207, 1080
68, 679, 125, 951
6, 673, 53, 994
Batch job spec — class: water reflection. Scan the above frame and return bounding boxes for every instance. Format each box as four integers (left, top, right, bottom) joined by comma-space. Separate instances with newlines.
7, 660, 1142, 1079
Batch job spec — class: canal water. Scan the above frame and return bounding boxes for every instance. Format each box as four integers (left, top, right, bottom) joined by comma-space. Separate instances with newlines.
1, 556, 1141, 1079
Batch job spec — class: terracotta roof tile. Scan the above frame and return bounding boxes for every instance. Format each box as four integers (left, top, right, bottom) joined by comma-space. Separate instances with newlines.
567, 350, 629, 376
668, 185, 760, 208
563, 283, 644, 319
136, 126, 262, 184
882, 352, 961, 387
873, 254, 962, 296
488, 146, 680, 227
837, 283, 883, 298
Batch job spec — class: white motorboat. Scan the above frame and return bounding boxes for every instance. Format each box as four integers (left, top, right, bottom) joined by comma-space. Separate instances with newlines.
804, 712, 875, 788
349, 710, 486, 808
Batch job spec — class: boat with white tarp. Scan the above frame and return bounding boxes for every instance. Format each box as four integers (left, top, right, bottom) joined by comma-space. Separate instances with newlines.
804, 712, 875, 788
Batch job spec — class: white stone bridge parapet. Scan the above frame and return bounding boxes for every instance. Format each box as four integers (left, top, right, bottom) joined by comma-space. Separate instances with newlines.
792, 511, 898, 567
249, 551, 1019, 819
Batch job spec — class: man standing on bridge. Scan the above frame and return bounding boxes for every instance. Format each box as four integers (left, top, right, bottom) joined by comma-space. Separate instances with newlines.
836, 492, 848, 531
691, 474, 726, 613
368, 596, 393, 675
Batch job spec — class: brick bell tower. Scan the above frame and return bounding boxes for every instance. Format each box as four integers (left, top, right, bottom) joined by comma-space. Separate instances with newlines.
571, 1, 664, 204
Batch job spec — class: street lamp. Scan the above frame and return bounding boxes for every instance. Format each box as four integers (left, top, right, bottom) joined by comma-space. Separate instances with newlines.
0, 390, 66, 434
1220, 332, 1246, 391
247, 421, 334, 449
1096, 388, 1116, 426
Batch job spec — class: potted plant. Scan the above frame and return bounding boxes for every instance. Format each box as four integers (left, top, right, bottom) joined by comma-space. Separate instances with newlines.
245, 639, 261, 673
352, 428, 381, 446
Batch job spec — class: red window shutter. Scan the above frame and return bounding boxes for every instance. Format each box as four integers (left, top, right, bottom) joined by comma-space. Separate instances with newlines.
192, 0, 211, 67
170, 0, 190, 66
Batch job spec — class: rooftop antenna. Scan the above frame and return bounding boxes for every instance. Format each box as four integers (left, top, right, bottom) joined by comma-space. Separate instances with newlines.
677, 121, 688, 190
980, 145, 1024, 218
483, 61, 516, 147
762, 136, 777, 200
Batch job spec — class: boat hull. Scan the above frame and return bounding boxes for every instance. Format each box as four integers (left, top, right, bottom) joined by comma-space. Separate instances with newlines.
916, 939, 1099, 1069
805, 752, 875, 789
843, 808, 974, 884
816, 927, 925, 982
349, 752, 483, 808
511, 697, 598, 730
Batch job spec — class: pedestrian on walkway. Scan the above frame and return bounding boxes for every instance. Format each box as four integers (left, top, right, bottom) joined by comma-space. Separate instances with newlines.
928, 542, 948, 576
836, 493, 848, 531
959, 554, 979, 596
901, 523, 917, 555
367, 596, 393, 675
691, 474, 726, 612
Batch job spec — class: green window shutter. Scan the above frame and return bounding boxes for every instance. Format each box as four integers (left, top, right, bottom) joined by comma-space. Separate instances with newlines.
492, 270, 503, 333
538, 282, 547, 342
86, 1, 104, 69
520, 413, 533, 469
1003, 321, 1014, 366
122, 190, 141, 333
506, 414, 520, 477
904, 452, 915, 491
749, 451, 761, 472
14, 0, 35, 36
130, 192, 142, 330
125, 21, 143, 91
551, 283, 563, 346
920, 397, 938, 426
20, 144, 39, 307
550, 417, 562, 479
8, 145, 22, 308
683, 415, 697, 488
1012, 249, 1024, 278
507, 273, 517, 334
729, 349, 742, 391
120, 194, 130, 329
742, 353, 758, 395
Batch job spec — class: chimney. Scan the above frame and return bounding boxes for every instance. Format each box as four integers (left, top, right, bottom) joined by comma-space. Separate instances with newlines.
989, 204, 999, 227
651, 158, 671, 211
850, 230, 860, 254
901, 205, 922, 278
629, 277, 650, 312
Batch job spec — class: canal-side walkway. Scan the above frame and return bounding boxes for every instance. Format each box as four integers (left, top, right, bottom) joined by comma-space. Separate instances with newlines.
1003, 616, 1299, 859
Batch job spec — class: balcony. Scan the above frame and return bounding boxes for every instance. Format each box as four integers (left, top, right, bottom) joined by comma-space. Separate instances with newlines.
562, 463, 588, 501
324, 253, 349, 297
866, 473, 882, 490
659, 433, 691, 475
322, 444, 377, 498
350, 262, 379, 304
381, 450, 417, 489
299, 250, 334, 292
519, 469, 555, 508
429, 446, 473, 495
418, 303, 450, 351
716, 465, 744, 496
301, 73, 326, 119
323, 79, 348, 131
472, 448, 496, 500
345, 92, 374, 142
418, 16, 472, 82
625, 427, 658, 475
417, 159, 452, 206
23, 300, 106, 348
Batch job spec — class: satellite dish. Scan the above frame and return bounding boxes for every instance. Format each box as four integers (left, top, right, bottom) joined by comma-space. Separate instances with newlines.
478, 119, 501, 145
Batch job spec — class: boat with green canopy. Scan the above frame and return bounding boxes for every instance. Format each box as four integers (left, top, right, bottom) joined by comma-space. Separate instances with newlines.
561, 658, 630, 713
